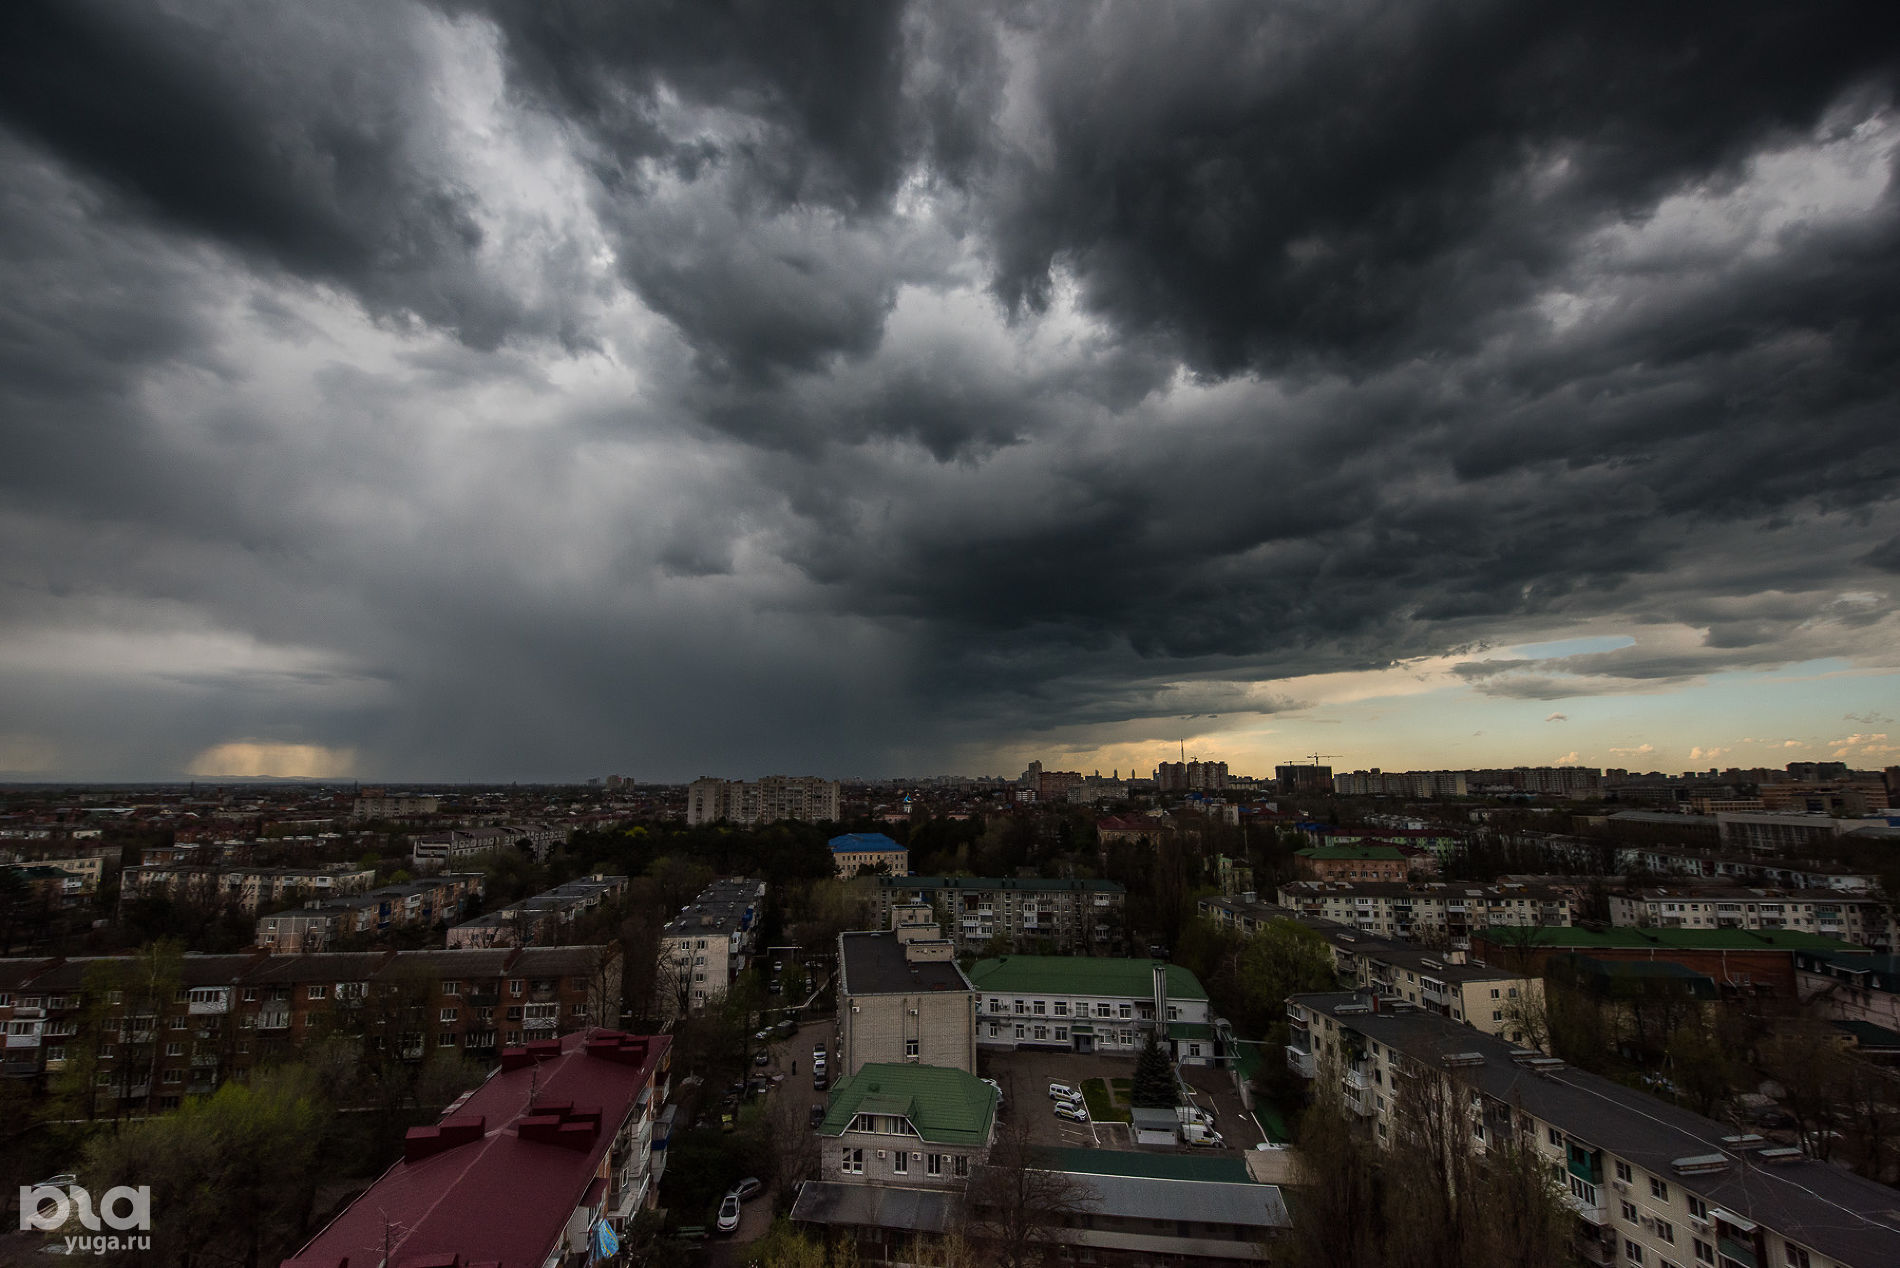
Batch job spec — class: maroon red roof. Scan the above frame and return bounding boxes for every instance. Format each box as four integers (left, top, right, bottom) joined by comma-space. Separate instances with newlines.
282, 1030, 668, 1268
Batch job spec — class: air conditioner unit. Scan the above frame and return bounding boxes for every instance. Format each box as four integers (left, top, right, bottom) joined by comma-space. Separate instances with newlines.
1612, 1181, 1629, 1195
877, 1150, 886, 1158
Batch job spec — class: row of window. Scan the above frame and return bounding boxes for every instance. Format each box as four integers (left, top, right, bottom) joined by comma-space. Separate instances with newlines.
838, 1147, 968, 1179
984, 998, 1180, 1020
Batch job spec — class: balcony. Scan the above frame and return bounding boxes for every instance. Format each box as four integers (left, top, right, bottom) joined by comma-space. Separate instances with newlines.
1562, 1190, 1609, 1226
1342, 1068, 1371, 1092
258, 1012, 290, 1031
1285, 1045, 1316, 1079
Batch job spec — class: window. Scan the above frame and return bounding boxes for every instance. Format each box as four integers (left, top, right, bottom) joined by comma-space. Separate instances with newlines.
1685, 1194, 1707, 1221
307, 985, 328, 1000
1167, 1005, 1180, 1020
164, 1042, 184, 1057
1621, 1201, 1639, 1223
1054, 1001, 1069, 1016
1033, 1026, 1048, 1040
1693, 1239, 1715, 1265
893, 1151, 908, 1175
162, 1070, 182, 1084
990, 999, 1004, 1013
1650, 1178, 1669, 1202
1015, 1024, 1025, 1039
905, 1039, 919, 1057
1492, 1010, 1504, 1022
508, 979, 523, 997
1615, 1161, 1633, 1184
170, 1016, 188, 1030
440, 1008, 458, 1023
927, 1154, 944, 1177
1656, 1220, 1674, 1245
1096, 1003, 1112, 1018
439, 1032, 456, 1047
842, 1148, 864, 1175
1118, 1003, 1132, 1019
1034, 1001, 1046, 1015
1625, 1239, 1644, 1265
1015, 999, 1027, 1014
1549, 1127, 1565, 1147
442, 981, 460, 995
989, 1023, 1001, 1037
1785, 1246, 1811, 1268
1055, 1027, 1067, 1041
953, 1154, 969, 1178
1490, 988, 1500, 999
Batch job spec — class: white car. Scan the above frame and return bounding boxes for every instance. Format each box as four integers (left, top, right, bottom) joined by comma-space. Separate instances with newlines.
1047, 1082, 1081, 1102
1054, 1101, 1090, 1123
981, 1077, 1005, 1105
1183, 1123, 1224, 1148
716, 1193, 742, 1234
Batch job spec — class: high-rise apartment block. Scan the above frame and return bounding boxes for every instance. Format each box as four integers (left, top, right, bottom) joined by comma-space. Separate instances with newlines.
686, 776, 840, 825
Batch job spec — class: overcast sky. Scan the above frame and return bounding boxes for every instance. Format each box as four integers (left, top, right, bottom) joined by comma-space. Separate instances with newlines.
2, 1, 1898, 783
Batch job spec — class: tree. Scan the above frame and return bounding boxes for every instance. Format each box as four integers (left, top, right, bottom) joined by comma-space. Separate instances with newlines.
1232, 920, 1337, 1036
1131, 1029, 1177, 1108
1664, 1022, 1740, 1118
965, 1111, 1097, 1268
1285, 1082, 1384, 1268
744, 1219, 862, 1268
83, 1064, 329, 1268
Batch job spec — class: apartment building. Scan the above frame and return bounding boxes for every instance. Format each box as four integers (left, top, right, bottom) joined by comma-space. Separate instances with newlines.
282, 1030, 671, 1267
1795, 949, 1900, 1034
0, 943, 620, 1110
830, 832, 909, 879
1293, 845, 1421, 882
1275, 880, 1575, 945
1610, 844, 1878, 893
685, 775, 840, 825
656, 877, 766, 1018
1332, 769, 1470, 798
410, 821, 569, 867
350, 793, 440, 820
255, 873, 484, 951
1610, 886, 1896, 951
447, 873, 628, 948
1715, 812, 1849, 853
837, 908, 977, 1077
966, 956, 1219, 1065
1195, 895, 1543, 1044
122, 864, 378, 914
873, 875, 1125, 955
1284, 991, 1900, 1268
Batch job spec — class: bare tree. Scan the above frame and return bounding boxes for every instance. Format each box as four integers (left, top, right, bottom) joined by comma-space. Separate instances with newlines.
964, 1112, 1097, 1268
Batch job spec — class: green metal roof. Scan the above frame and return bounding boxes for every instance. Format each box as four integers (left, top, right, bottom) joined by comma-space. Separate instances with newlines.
820, 1063, 998, 1146
878, 875, 1125, 893
1296, 845, 1408, 860
967, 955, 1209, 1001
1168, 1022, 1217, 1042
1030, 1147, 1255, 1184
1493, 927, 1860, 952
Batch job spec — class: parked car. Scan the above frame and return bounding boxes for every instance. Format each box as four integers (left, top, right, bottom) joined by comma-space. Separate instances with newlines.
814, 1042, 827, 1061
773, 960, 785, 973
1183, 1123, 1224, 1147
716, 1193, 742, 1234
1176, 1105, 1214, 1128
981, 1077, 1005, 1105
753, 1051, 771, 1067
814, 1070, 830, 1092
1053, 1101, 1090, 1123
1047, 1082, 1081, 1103
730, 1177, 764, 1202
810, 1104, 827, 1128
754, 1028, 774, 1042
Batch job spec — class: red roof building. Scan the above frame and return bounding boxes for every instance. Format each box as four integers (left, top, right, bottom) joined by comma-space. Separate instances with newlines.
283, 1030, 670, 1268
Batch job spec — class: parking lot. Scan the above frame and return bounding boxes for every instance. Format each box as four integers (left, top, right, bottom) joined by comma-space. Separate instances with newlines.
977, 1046, 1265, 1155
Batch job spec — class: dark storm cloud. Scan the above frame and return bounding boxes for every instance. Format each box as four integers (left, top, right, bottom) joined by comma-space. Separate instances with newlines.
3, 0, 1900, 779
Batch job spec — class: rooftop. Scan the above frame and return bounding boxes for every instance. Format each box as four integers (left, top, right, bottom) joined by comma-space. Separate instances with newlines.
1295, 845, 1409, 860
820, 1062, 998, 1145
830, 832, 905, 853
1482, 926, 1860, 952
838, 931, 970, 995
880, 875, 1126, 894
967, 955, 1208, 1002
282, 1030, 668, 1268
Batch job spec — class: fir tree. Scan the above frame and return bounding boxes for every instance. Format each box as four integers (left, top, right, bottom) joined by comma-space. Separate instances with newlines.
1131, 1028, 1177, 1107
